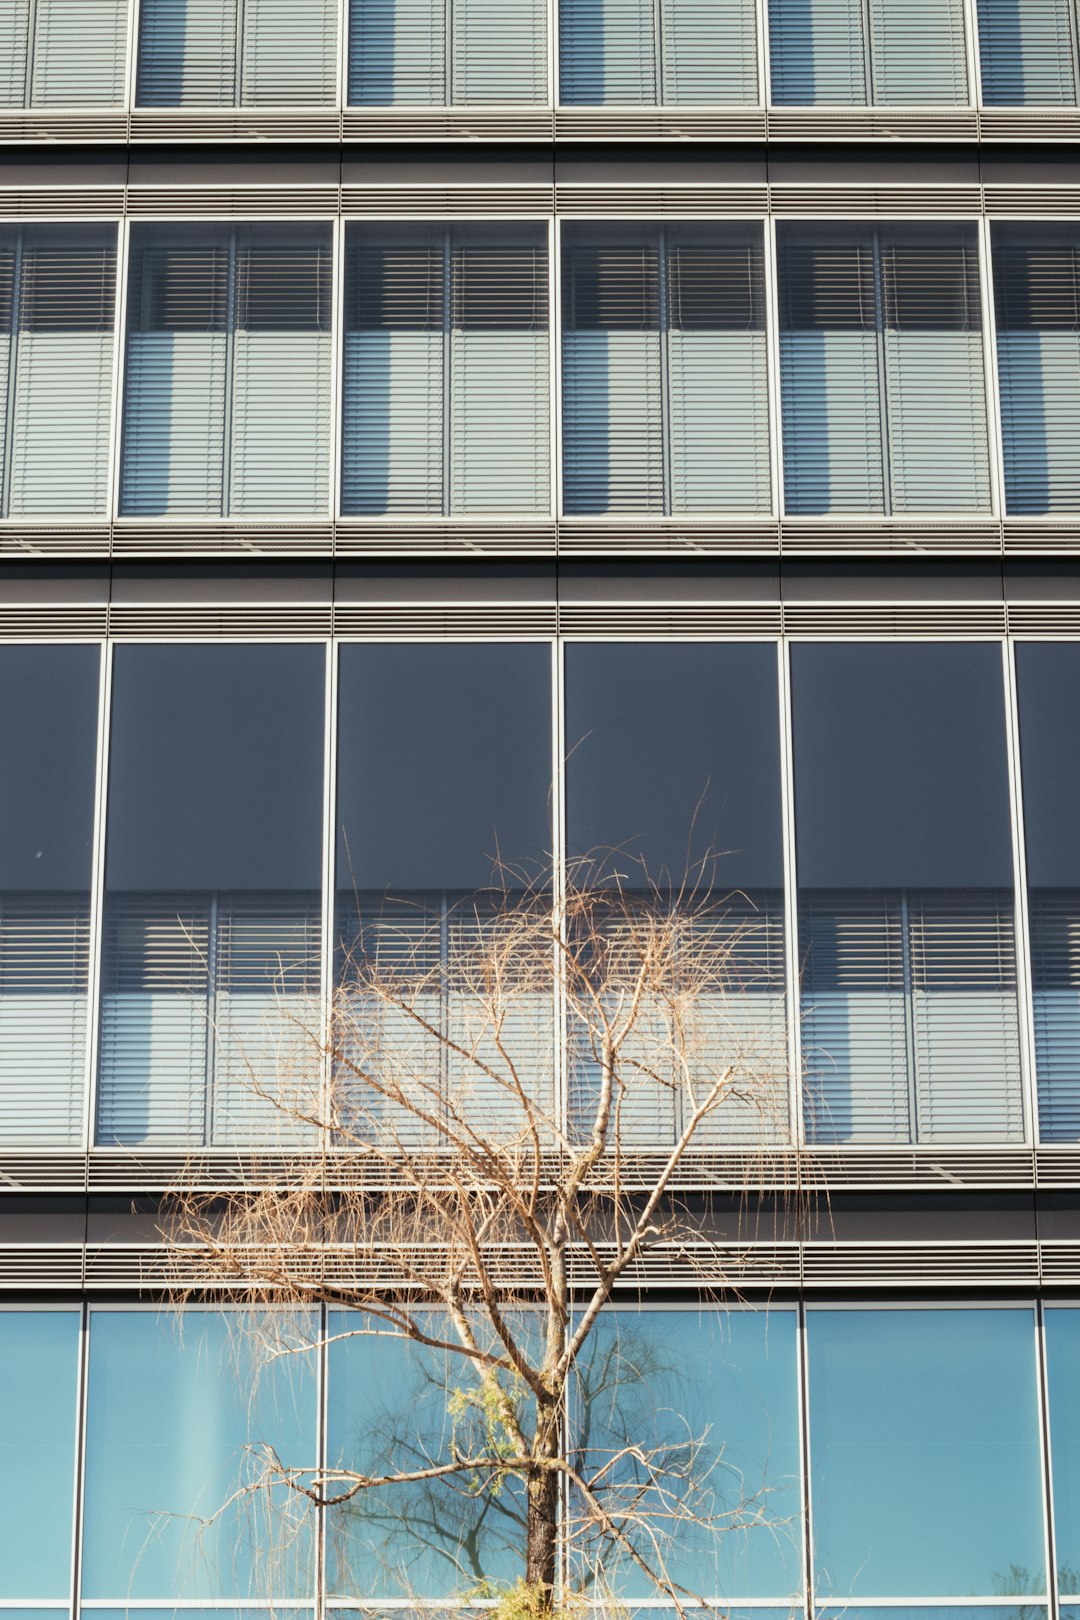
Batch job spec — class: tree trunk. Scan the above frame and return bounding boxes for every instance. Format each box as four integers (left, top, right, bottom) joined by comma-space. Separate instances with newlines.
526, 1394, 561, 1614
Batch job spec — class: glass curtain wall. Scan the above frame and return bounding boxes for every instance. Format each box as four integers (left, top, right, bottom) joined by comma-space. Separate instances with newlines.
564, 642, 789, 1147
333, 642, 552, 1149
977, 0, 1080, 103
792, 642, 1023, 1144
769, 0, 969, 103
95, 643, 325, 1147
136, 0, 338, 105
558, 0, 758, 103
119, 223, 333, 517
778, 222, 992, 514
0, 0, 127, 106
561, 223, 772, 514
0, 645, 99, 1143
341, 223, 550, 516
349, 0, 547, 102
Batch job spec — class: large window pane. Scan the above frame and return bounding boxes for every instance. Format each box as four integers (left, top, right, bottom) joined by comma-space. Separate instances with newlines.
0, 1310, 80, 1598
778, 223, 991, 514
571, 1308, 802, 1600
0, 0, 126, 106
81, 1310, 318, 1600
1045, 1308, 1080, 1592
120, 224, 333, 516
0, 644, 99, 1143
565, 643, 788, 1146
96, 644, 325, 1147
993, 225, 1080, 513
561, 223, 772, 515
792, 644, 1021, 1144
977, 0, 1078, 103
559, 0, 758, 103
769, 0, 968, 103
334, 642, 552, 1147
807, 1307, 1045, 1597
137, 0, 337, 105
341, 224, 550, 516
349, 0, 547, 102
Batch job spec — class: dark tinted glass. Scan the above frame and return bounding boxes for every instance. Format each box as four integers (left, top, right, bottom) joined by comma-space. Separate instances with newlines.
105, 644, 325, 891
0, 644, 100, 890
336, 643, 552, 893
779, 223, 982, 332
565, 643, 784, 889
19, 227, 117, 333
128, 225, 331, 334
1016, 644, 1080, 886
791, 643, 1013, 888
993, 224, 1080, 332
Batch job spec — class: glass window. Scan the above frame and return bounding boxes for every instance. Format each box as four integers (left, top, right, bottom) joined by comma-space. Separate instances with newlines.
993, 225, 1080, 514
792, 643, 1021, 1144
561, 223, 771, 514
334, 642, 552, 1147
977, 0, 1079, 103
1045, 1308, 1080, 1593
807, 1307, 1045, 1598
558, 0, 758, 104
81, 1309, 318, 1600
0, 226, 117, 516
571, 1308, 802, 1601
341, 224, 550, 516
349, 0, 547, 103
0, 1310, 80, 1598
0, 0, 127, 106
137, 0, 337, 105
0, 644, 99, 1143
778, 223, 991, 514
769, 0, 969, 104
96, 643, 325, 1148
1016, 645, 1080, 1139
565, 642, 788, 1147
120, 224, 333, 517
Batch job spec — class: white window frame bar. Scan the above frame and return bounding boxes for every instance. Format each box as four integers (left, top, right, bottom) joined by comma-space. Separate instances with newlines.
1004, 636, 1039, 1146
330, 213, 346, 522
764, 214, 785, 520
319, 640, 338, 1138
103, 217, 130, 526
977, 214, 1008, 521
84, 638, 114, 1151
778, 636, 803, 1145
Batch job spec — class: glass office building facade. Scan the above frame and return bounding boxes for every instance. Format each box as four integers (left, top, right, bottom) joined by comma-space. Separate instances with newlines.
2, 0, 1080, 1612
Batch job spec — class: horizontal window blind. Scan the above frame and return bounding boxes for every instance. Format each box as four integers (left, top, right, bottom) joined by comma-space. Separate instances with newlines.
31, 0, 127, 105
1029, 889, 1080, 1141
0, 0, 28, 105
801, 889, 1023, 1144
994, 230, 1080, 514
779, 225, 991, 515
769, 0, 967, 102
350, 0, 546, 104
137, 0, 238, 105
97, 892, 321, 1147
560, 0, 757, 103
120, 226, 331, 518
977, 0, 1078, 104
240, 0, 337, 104
342, 226, 549, 517
0, 894, 89, 1144
562, 225, 770, 515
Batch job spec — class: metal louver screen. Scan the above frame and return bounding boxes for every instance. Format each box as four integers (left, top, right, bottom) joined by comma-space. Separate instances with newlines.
977, 0, 1078, 104
137, 0, 239, 105
97, 892, 321, 1147
0, 894, 89, 1144
1029, 889, 1080, 1140
801, 889, 1023, 1144
993, 230, 1080, 514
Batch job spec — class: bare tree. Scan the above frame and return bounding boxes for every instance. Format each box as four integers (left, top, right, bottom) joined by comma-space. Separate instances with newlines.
164, 867, 794, 1618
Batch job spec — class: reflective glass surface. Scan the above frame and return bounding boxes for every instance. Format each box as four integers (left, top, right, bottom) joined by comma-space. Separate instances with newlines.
1045, 1308, 1080, 1591
81, 1310, 318, 1599
808, 1308, 1045, 1597
0, 1310, 80, 1597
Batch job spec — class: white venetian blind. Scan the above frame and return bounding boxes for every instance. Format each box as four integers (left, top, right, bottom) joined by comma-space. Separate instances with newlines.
769, 0, 868, 103
240, 0, 337, 104
0, 895, 90, 1143
769, 0, 967, 102
453, 0, 547, 101
993, 228, 1080, 514
977, 0, 1078, 104
32, 0, 127, 104
349, 0, 445, 103
137, 0, 238, 105
559, 0, 657, 103
0, 0, 27, 104
1029, 890, 1080, 1141
869, 0, 969, 102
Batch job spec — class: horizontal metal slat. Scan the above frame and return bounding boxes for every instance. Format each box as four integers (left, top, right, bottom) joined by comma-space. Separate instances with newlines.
341, 186, 554, 218
985, 186, 1080, 216
554, 109, 767, 140
980, 112, 1080, 142
1004, 521, 1080, 552
556, 185, 769, 216
1008, 604, 1080, 635
332, 603, 558, 636
129, 111, 343, 143
770, 185, 983, 216
558, 602, 783, 635
0, 524, 111, 555
0, 1154, 87, 1192
111, 522, 335, 556
780, 519, 1003, 553
0, 187, 124, 218
344, 110, 555, 141
557, 519, 780, 553
336, 520, 556, 555
1039, 1242, 1080, 1283
802, 1241, 1040, 1286
782, 603, 1008, 636
107, 603, 333, 638
0, 605, 107, 638
800, 1147, 1036, 1187
0, 112, 128, 143
0, 1246, 83, 1287
126, 187, 340, 218
1036, 1148, 1080, 1186
767, 109, 980, 141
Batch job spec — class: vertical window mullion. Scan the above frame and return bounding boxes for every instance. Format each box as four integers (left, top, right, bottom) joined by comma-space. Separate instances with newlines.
978, 214, 1008, 520
1005, 637, 1039, 1146
105, 219, 130, 525
85, 640, 113, 1151
319, 638, 338, 1152
778, 636, 804, 1146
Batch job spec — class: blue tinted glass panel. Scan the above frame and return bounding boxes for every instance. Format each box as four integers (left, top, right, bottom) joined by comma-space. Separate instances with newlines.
808, 1308, 1045, 1597
572, 1308, 802, 1600
1046, 1308, 1080, 1591
82, 1310, 318, 1599
0, 1310, 80, 1598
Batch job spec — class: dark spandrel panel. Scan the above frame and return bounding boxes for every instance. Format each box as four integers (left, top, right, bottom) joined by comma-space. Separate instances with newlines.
1016, 644, 1080, 887
566, 643, 784, 891
336, 643, 552, 894
0, 644, 99, 891
791, 643, 1013, 889
105, 644, 325, 893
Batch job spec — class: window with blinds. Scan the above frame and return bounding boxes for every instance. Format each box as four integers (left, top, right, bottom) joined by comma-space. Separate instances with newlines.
993, 225, 1080, 514
561, 223, 772, 515
793, 644, 1023, 1146
120, 224, 332, 517
349, 0, 547, 103
0, 0, 127, 106
96, 645, 326, 1149
977, 0, 1079, 103
778, 223, 992, 515
341, 224, 550, 516
769, 0, 969, 104
558, 0, 758, 103
0, 227, 117, 517
137, 0, 338, 106
0, 647, 100, 1146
